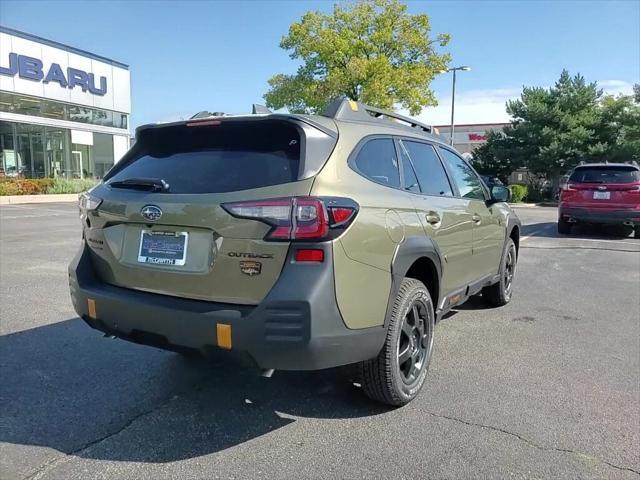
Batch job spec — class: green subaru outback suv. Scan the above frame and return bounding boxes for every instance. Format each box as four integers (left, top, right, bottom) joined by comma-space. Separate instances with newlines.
69, 99, 520, 406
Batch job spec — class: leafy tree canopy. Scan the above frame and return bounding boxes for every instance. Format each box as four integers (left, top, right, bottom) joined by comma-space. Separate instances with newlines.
473, 70, 640, 182
264, 0, 451, 115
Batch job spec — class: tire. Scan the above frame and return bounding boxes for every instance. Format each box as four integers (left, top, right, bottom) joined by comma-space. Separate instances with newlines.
359, 278, 435, 407
483, 238, 517, 307
557, 219, 571, 234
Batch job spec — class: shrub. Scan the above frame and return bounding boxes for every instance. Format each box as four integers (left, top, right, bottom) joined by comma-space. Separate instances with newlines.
0, 178, 98, 195
47, 179, 97, 194
509, 184, 528, 203
0, 181, 21, 196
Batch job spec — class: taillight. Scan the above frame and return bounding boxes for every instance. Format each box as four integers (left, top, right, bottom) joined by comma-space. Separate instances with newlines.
78, 192, 102, 215
562, 183, 577, 192
222, 196, 358, 241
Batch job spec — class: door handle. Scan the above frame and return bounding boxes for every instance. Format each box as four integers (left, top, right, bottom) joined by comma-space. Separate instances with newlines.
472, 214, 482, 225
426, 211, 441, 226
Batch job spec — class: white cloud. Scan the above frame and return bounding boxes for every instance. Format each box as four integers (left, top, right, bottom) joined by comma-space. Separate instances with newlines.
411, 87, 519, 126
599, 79, 635, 96
407, 80, 636, 127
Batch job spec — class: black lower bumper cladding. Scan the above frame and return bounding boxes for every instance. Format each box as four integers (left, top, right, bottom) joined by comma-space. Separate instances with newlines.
69, 242, 385, 370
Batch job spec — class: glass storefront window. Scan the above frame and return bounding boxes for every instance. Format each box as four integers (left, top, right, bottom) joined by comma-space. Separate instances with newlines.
0, 91, 128, 129
115, 113, 128, 129
93, 133, 115, 178
92, 109, 113, 127
45, 128, 68, 178
0, 121, 17, 177
67, 105, 93, 124
14, 95, 42, 117
0, 121, 118, 180
15, 123, 45, 178
42, 100, 66, 120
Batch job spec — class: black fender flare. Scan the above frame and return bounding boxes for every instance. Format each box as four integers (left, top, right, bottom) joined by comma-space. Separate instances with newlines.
505, 214, 522, 255
384, 236, 443, 327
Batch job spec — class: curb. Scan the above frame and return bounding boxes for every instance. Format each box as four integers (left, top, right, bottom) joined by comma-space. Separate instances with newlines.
0, 193, 79, 205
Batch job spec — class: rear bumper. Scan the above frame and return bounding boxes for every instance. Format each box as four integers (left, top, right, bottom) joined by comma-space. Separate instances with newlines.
559, 207, 640, 225
68, 243, 385, 371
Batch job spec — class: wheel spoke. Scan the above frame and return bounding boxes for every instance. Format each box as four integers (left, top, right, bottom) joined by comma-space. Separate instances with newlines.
396, 297, 433, 385
411, 305, 420, 323
398, 344, 412, 364
401, 319, 413, 338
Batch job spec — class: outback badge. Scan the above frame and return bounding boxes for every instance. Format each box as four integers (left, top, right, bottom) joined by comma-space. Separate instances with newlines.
239, 260, 262, 276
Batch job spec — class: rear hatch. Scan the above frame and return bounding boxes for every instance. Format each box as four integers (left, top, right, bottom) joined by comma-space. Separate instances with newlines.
84, 116, 337, 304
562, 165, 640, 209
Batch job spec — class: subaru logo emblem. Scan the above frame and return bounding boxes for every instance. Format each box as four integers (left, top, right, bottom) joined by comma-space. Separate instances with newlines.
141, 205, 162, 221
597, 186, 607, 191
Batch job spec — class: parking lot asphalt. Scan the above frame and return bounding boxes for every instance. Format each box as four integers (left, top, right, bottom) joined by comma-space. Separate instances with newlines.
1, 202, 638, 480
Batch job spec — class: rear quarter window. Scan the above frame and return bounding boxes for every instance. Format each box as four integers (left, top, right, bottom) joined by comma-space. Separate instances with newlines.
352, 138, 400, 188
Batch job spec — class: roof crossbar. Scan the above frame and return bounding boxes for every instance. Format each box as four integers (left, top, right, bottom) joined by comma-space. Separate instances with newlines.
252, 104, 272, 114
190, 104, 272, 119
321, 98, 433, 133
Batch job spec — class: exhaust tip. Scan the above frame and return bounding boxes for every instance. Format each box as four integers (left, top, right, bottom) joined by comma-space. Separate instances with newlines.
259, 368, 275, 378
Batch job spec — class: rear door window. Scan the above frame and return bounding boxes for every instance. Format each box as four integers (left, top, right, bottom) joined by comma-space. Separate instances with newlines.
399, 140, 453, 196
569, 166, 640, 184
107, 120, 301, 194
353, 138, 400, 188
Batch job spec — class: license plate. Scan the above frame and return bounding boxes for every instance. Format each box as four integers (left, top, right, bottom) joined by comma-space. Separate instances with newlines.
138, 230, 188, 266
593, 191, 610, 200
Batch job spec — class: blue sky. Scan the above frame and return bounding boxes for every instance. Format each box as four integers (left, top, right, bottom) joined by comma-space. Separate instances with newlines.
2, 0, 638, 129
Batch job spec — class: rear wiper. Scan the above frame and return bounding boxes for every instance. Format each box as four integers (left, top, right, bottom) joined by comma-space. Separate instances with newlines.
108, 178, 171, 192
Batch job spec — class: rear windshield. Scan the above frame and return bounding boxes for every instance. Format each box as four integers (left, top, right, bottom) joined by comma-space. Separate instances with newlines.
107, 120, 301, 194
569, 166, 639, 184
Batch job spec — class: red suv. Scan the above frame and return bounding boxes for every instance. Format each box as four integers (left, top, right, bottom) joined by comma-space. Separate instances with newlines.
558, 162, 640, 237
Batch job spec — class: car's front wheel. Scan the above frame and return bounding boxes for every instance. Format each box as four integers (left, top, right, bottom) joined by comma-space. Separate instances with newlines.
359, 278, 435, 407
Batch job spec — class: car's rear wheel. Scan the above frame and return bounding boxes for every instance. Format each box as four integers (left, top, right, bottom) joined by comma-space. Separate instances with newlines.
558, 218, 571, 234
634, 226, 640, 239
359, 278, 434, 407
483, 238, 517, 307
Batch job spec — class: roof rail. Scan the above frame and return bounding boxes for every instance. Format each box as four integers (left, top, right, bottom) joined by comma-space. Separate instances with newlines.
321, 97, 433, 134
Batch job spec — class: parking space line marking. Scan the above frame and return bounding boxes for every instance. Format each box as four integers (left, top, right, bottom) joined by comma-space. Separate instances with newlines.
1, 204, 76, 214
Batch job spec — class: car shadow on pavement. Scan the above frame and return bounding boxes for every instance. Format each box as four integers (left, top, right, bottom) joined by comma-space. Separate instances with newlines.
0, 318, 390, 465
522, 221, 634, 240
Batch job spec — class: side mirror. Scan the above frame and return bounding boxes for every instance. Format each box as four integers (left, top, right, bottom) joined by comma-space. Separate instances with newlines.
490, 185, 511, 203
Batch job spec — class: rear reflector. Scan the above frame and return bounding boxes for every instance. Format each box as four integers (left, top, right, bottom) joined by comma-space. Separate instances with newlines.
329, 207, 355, 225
295, 249, 325, 262
87, 298, 97, 319
216, 323, 232, 349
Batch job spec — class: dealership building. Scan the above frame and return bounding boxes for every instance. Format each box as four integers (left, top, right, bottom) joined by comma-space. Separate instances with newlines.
434, 123, 509, 156
0, 26, 130, 179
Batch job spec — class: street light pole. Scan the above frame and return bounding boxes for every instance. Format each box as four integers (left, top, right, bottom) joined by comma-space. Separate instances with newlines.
441, 66, 471, 146
450, 68, 457, 146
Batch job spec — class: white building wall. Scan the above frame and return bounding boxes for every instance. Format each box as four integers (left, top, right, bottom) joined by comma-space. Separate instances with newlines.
0, 30, 130, 114
112, 134, 129, 163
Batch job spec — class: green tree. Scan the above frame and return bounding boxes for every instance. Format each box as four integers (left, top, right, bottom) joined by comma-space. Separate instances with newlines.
597, 93, 640, 162
473, 70, 640, 189
264, 0, 451, 115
